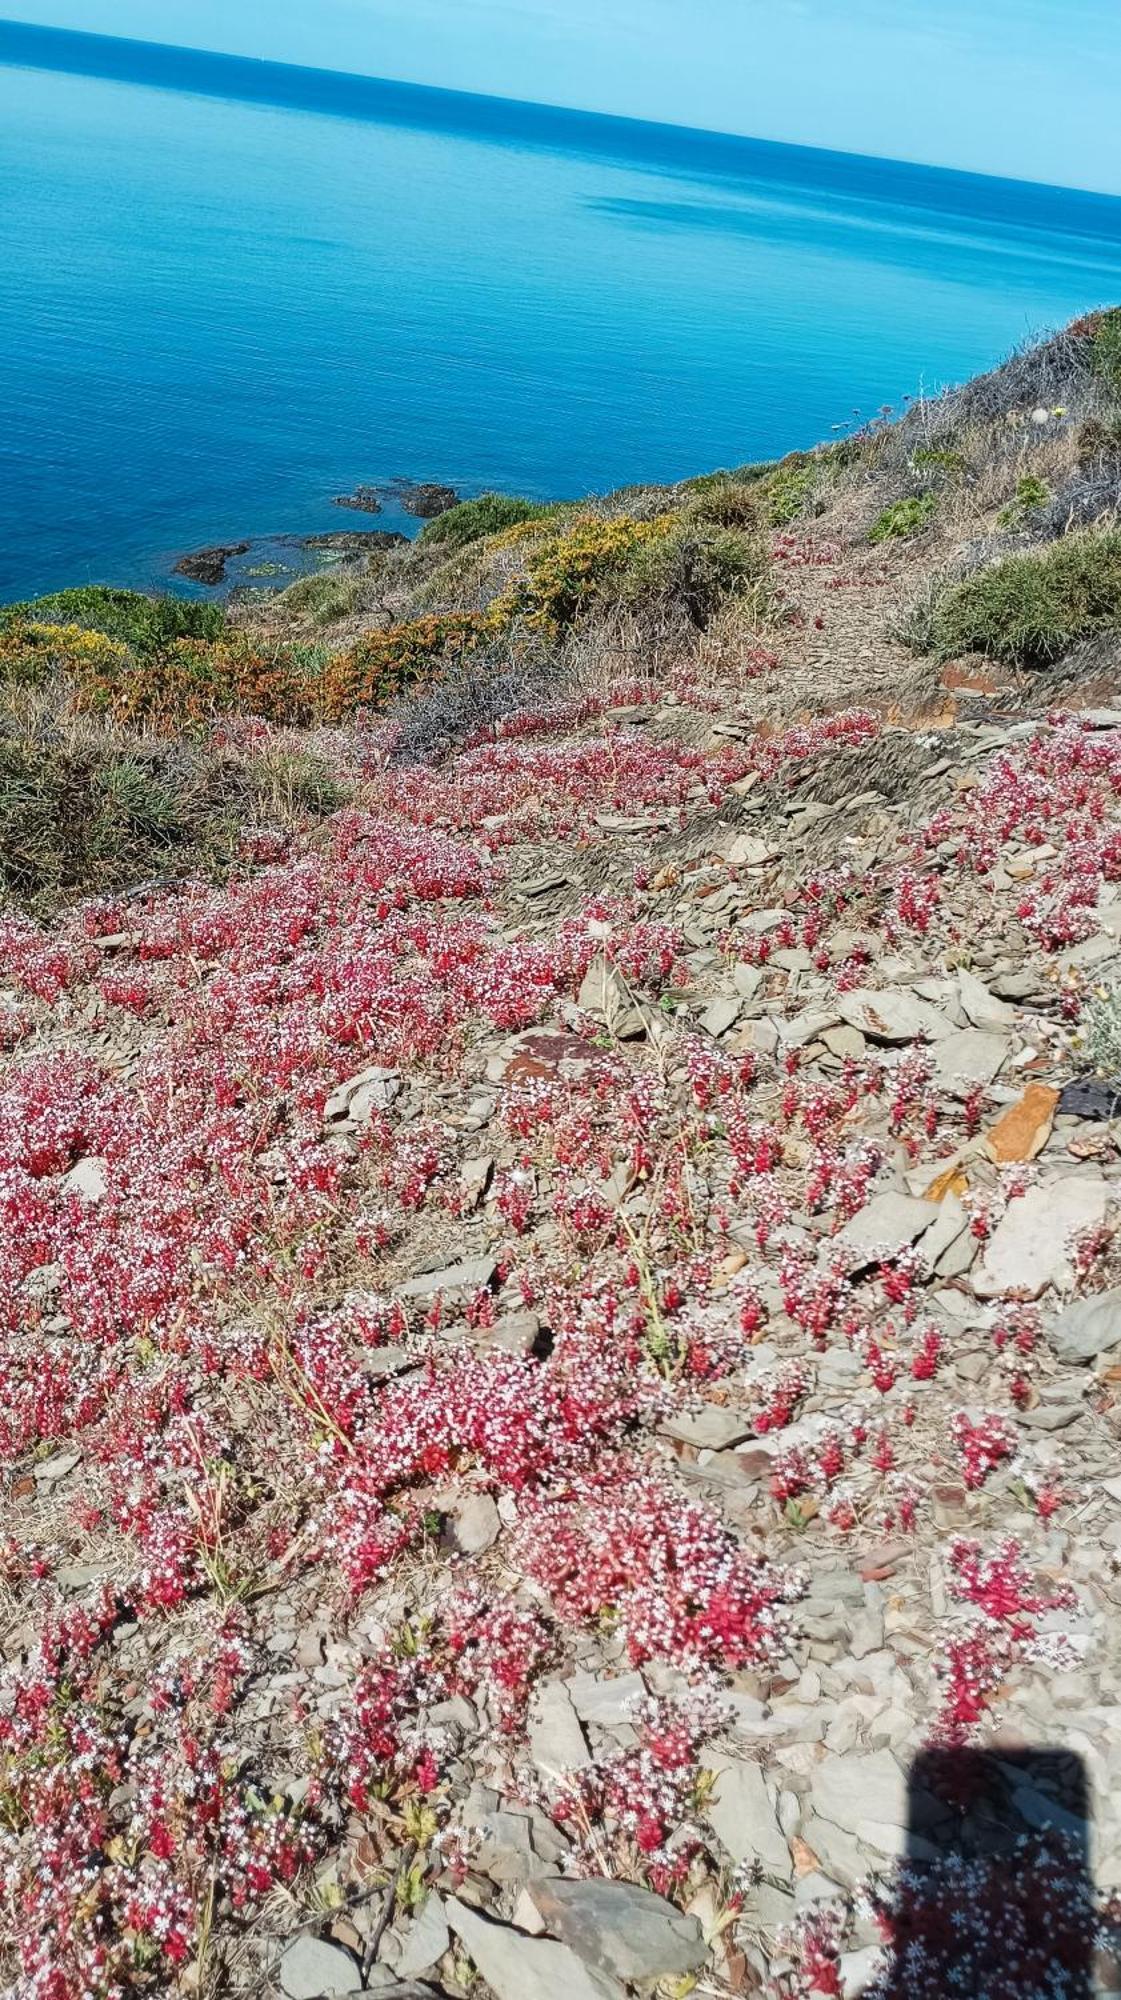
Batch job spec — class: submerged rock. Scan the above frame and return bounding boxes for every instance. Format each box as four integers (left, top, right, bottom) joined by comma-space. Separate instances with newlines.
173, 541, 250, 585
395, 480, 459, 518
332, 483, 383, 513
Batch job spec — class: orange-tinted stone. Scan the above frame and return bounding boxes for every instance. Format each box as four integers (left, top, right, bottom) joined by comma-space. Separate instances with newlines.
983, 1082, 1059, 1165
791, 1836, 822, 1878
941, 659, 1010, 695
925, 1163, 970, 1202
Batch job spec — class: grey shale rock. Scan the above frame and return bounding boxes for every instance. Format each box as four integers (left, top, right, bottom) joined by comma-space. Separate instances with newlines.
835, 1192, 939, 1270
811, 1748, 908, 1858
394, 1891, 451, 1979
62, 1156, 108, 1202
973, 1178, 1109, 1299
567, 1669, 646, 1726
449, 1492, 501, 1554
33, 1448, 82, 1485
837, 987, 951, 1043
277, 1935, 364, 1999
704, 1752, 792, 1877
447, 1896, 625, 2000
733, 961, 764, 999
957, 966, 1015, 1030
323, 1065, 401, 1123
528, 1679, 591, 1780
398, 1255, 496, 1299
931, 1028, 1009, 1097
700, 994, 742, 1038
919, 1192, 970, 1270
841, 1945, 888, 1998
1049, 1288, 1121, 1364
577, 955, 647, 1038
660, 1405, 753, 1449
482, 1310, 541, 1356
526, 1877, 706, 1982
726, 831, 781, 866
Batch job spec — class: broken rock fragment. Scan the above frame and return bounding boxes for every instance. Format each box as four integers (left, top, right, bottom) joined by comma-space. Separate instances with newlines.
835, 1191, 939, 1271
1048, 1287, 1121, 1364
703, 1752, 792, 1877
973, 1177, 1109, 1299
526, 1877, 706, 1983
277, 1936, 364, 1999
982, 1082, 1058, 1164
836, 986, 951, 1044
447, 1896, 625, 2000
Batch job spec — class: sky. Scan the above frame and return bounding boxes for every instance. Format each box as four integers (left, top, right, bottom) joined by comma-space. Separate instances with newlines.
9, 0, 1121, 195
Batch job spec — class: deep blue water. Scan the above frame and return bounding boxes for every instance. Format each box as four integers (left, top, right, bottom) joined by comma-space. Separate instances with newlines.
3, 21, 1121, 601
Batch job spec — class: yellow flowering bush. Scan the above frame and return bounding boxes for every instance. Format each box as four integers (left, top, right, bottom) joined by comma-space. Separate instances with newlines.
0, 620, 132, 686
319, 612, 489, 720
488, 513, 674, 631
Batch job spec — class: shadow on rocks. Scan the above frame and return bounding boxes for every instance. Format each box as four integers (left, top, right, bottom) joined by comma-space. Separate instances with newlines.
864, 1746, 1116, 1999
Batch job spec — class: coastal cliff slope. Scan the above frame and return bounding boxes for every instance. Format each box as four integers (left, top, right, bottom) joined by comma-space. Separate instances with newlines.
1, 319, 1121, 1998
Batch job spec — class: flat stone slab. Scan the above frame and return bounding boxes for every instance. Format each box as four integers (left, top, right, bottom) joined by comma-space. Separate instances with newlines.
703, 1751, 792, 1876
398, 1255, 496, 1299
931, 1028, 1009, 1097
957, 966, 1015, 1029
973, 1178, 1110, 1299
811, 1748, 908, 1858
324, 1064, 401, 1124
526, 1878, 705, 1982
837, 987, 951, 1043
836, 1191, 940, 1270
1049, 1287, 1121, 1364
447, 1896, 624, 2000
700, 994, 742, 1038
278, 1937, 364, 1999
661, 1405, 752, 1449
395, 1893, 451, 1980
528, 1680, 591, 1780
566, 1670, 646, 1726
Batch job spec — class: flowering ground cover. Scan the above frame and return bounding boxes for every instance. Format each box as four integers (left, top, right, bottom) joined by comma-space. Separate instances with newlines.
4, 668, 1121, 2000
7, 318, 1121, 1999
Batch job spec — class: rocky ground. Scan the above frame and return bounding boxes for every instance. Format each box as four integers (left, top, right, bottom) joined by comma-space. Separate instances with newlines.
5, 344, 1121, 1999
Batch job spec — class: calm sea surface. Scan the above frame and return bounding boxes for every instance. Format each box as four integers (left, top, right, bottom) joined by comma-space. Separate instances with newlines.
3, 23, 1121, 600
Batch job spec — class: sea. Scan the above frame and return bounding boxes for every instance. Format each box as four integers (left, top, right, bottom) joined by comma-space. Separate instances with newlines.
3, 19, 1121, 602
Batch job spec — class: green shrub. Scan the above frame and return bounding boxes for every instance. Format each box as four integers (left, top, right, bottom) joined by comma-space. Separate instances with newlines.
684, 460, 777, 494
689, 457, 812, 525
869, 494, 938, 544
419, 493, 560, 553
615, 521, 767, 628
682, 476, 761, 529
930, 529, 1121, 665
0, 585, 225, 657
997, 475, 1051, 528
1077, 416, 1121, 467
279, 573, 364, 626
759, 456, 816, 527
0, 739, 189, 903
911, 445, 967, 479
95, 759, 183, 840
252, 749, 350, 818
1091, 309, 1121, 399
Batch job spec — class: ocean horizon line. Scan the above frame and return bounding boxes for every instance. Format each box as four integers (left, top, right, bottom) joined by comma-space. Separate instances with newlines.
3, 15, 1121, 231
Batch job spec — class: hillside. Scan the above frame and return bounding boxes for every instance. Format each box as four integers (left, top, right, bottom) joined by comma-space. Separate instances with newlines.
2, 317, 1121, 2000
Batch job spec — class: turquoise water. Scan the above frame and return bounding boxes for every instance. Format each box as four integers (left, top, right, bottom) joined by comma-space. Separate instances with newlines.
3, 22, 1121, 601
